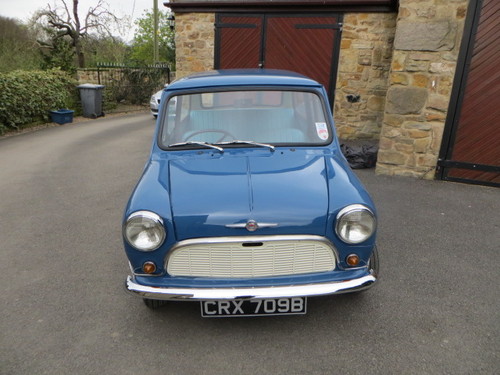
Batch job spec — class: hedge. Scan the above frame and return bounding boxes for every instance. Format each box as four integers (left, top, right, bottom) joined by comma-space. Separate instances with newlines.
0, 69, 79, 134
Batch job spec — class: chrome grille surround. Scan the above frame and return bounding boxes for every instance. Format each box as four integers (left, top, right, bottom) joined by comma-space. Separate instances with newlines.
166, 235, 337, 278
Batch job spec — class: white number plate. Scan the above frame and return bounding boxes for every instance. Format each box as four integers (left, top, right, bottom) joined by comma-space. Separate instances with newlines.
200, 297, 307, 317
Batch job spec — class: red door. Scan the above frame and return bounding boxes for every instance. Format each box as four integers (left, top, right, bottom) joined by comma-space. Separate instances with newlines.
217, 15, 263, 69
265, 16, 339, 95
215, 14, 342, 104
438, 0, 500, 186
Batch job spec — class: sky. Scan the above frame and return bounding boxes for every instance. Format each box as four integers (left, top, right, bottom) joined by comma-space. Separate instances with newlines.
0, 0, 171, 41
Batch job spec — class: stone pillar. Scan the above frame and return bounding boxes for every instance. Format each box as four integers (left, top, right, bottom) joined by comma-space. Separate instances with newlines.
376, 0, 469, 178
174, 13, 215, 79
335, 13, 397, 140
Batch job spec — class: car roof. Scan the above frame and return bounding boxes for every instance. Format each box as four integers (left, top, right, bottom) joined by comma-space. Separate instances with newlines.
166, 69, 323, 91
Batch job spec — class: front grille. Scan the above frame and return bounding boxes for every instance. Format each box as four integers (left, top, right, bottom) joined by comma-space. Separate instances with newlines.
166, 237, 336, 278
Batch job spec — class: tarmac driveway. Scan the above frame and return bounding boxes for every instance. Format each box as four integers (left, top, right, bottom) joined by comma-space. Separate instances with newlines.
0, 113, 498, 374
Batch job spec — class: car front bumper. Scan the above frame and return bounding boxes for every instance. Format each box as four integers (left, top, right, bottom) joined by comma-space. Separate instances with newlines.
125, 273, 377, 301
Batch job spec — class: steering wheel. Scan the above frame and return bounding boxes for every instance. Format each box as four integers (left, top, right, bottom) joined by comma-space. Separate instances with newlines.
184, 129, 235, 143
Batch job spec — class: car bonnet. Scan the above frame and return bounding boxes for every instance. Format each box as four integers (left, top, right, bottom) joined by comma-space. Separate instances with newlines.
168, 149, 329, 240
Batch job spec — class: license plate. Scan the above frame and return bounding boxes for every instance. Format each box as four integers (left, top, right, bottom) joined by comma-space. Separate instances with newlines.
200, 297, 307, 317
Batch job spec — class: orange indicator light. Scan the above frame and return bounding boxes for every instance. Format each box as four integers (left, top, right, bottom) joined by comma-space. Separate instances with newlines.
142, 261, 157, 274
346, 254, 360, 267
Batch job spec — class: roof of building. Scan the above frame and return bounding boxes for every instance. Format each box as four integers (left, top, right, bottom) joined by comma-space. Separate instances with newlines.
167, 0, 397, 13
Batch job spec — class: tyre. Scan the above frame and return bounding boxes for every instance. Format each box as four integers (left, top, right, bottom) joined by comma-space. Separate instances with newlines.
143, 298, 167, 309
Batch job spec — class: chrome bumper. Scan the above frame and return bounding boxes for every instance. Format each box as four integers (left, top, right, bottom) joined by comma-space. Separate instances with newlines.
125, 274, 377, 301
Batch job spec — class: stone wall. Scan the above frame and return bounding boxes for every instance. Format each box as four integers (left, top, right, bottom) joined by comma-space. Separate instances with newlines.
77, 69, 100, 84
334, 12, 397, 140
174, 13, 215, 79
376, 0, 469, 178
76, 69, 177, 86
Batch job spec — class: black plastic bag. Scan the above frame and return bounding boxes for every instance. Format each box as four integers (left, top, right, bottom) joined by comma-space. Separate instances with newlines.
340, 141, 378, 169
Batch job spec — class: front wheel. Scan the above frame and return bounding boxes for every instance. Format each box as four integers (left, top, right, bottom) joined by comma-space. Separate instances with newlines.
143, 298, 167, 309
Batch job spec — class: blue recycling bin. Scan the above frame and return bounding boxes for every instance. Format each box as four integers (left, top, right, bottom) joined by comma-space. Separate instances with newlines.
49, 109, 74, 124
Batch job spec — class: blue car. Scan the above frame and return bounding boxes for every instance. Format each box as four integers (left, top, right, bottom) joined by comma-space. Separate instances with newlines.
123, 69, 379, 317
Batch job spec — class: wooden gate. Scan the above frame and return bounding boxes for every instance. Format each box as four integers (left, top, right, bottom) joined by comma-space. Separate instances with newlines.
215, 14, 343, 104
438, 0, 500, 187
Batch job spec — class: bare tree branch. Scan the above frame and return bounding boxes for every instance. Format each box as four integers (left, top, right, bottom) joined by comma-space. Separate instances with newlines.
60, 0, 72, 25
35, 0, 122, 67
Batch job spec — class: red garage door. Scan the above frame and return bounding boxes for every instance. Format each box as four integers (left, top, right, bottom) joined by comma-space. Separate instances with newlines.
216, 16, 263, 69
215, 14, 342, 104
438, 0, 500, 187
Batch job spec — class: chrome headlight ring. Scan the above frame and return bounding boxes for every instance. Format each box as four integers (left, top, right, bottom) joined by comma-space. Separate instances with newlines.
335, 204, 376, 244
124, 211, 166, 251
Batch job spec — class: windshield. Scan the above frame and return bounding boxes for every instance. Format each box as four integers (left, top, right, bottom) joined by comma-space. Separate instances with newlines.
159, 90, 331, 148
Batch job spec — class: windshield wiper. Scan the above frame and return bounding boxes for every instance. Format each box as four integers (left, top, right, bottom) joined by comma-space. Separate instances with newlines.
216, 140, 275, 152
168, 141, 224, 152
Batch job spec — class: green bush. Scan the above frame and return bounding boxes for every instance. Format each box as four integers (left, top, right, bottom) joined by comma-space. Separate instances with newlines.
119, 68, 166, 105
0, 69, 78, 134
103, 86, 118, 112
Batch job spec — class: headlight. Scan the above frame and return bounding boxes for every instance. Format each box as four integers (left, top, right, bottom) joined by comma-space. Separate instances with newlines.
124, 211, 166, 251
335, 204, 376, 244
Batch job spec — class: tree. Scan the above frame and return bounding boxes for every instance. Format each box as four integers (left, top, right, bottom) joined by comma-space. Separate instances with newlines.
129, 10, 175, 67
39, 31, 76, 73
82, 35, 129, 67
0, 16, 42, 72
36, 0, 122, 68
